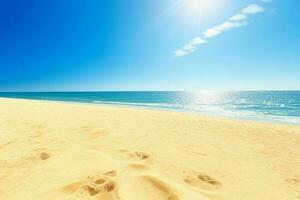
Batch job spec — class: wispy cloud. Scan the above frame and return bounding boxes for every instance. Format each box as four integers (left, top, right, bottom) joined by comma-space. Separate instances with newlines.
202, 20, 247, 38
173, 3, 266, 57
174, 37, 207, 57
230, 14, 248, 22
241, 4, 265, 14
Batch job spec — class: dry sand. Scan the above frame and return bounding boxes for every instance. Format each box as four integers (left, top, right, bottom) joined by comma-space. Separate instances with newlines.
0, 98, 300, 200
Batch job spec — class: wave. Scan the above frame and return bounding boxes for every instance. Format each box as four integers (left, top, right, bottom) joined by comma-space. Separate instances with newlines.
2, 91, 299, 125
92, 100, 300, 125
92, 101, 186, 109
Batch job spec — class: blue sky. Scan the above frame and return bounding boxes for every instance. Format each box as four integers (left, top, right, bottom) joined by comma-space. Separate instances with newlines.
0, 0, 299, 91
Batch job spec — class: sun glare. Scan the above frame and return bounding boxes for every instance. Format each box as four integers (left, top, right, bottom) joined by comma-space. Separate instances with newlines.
183, 0, 215, 13
178, 0, 226, 23
189, 90, 220, 104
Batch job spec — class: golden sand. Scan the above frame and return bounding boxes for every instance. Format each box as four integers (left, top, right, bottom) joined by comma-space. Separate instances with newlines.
0, 98, 299, 200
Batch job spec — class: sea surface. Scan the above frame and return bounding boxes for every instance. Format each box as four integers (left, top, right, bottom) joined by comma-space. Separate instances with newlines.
0, 91, 300, 125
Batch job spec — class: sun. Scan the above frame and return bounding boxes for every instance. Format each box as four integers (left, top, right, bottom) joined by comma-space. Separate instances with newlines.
177, 0, 227, 23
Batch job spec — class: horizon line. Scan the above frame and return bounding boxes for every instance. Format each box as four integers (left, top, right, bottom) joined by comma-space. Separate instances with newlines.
0, 90, 300, 93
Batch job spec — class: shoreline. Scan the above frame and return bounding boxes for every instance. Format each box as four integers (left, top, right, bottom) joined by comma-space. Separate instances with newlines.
0, 97, 300, 200
0, 97, 299, 127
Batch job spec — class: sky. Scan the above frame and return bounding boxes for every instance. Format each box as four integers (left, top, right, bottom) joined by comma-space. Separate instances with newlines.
0, 0, 299, 91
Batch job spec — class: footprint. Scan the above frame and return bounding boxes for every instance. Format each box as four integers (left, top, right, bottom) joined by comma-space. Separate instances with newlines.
132, 152, 150, 160
40, 152, 50, 160
286, 177, 300, 192
29, 124, 45, 138
61, 170, 119, 200
81, 126, 107, 140
26, 149, 51, 162
286, 177, 300, 185
117, 149, 151, 162
183, 171, 222, 191
104, 170, 117, 177
123, 175, 179, 200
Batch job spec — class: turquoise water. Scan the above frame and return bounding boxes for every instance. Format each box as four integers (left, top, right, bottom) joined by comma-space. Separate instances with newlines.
0, 91, 300, 125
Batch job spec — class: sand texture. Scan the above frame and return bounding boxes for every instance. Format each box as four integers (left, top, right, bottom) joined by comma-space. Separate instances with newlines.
0, 98, 300, 200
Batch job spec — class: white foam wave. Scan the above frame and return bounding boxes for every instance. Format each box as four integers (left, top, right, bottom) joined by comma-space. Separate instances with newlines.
92, 100, 300, 125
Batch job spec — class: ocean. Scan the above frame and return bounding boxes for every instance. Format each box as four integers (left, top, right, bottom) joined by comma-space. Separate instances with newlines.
0, 91, 300, 125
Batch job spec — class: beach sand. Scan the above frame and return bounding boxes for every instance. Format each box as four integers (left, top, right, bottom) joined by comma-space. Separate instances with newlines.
0, 98, 300, 200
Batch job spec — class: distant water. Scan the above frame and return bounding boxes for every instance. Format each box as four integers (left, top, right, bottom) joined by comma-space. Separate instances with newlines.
0, 91, 300, 125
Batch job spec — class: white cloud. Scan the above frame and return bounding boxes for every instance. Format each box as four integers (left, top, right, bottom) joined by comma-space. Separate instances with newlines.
173, 3, 267, 57
182, 45, 195, 51
220, 21, 248, 30
203, 20, 247, 39
174, 37, 207, 57
174, 50, 189, 57
203, 27, 222, 38
190, 37, 207, 45
230, 14, 247, 22
241, 4, 265, 14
